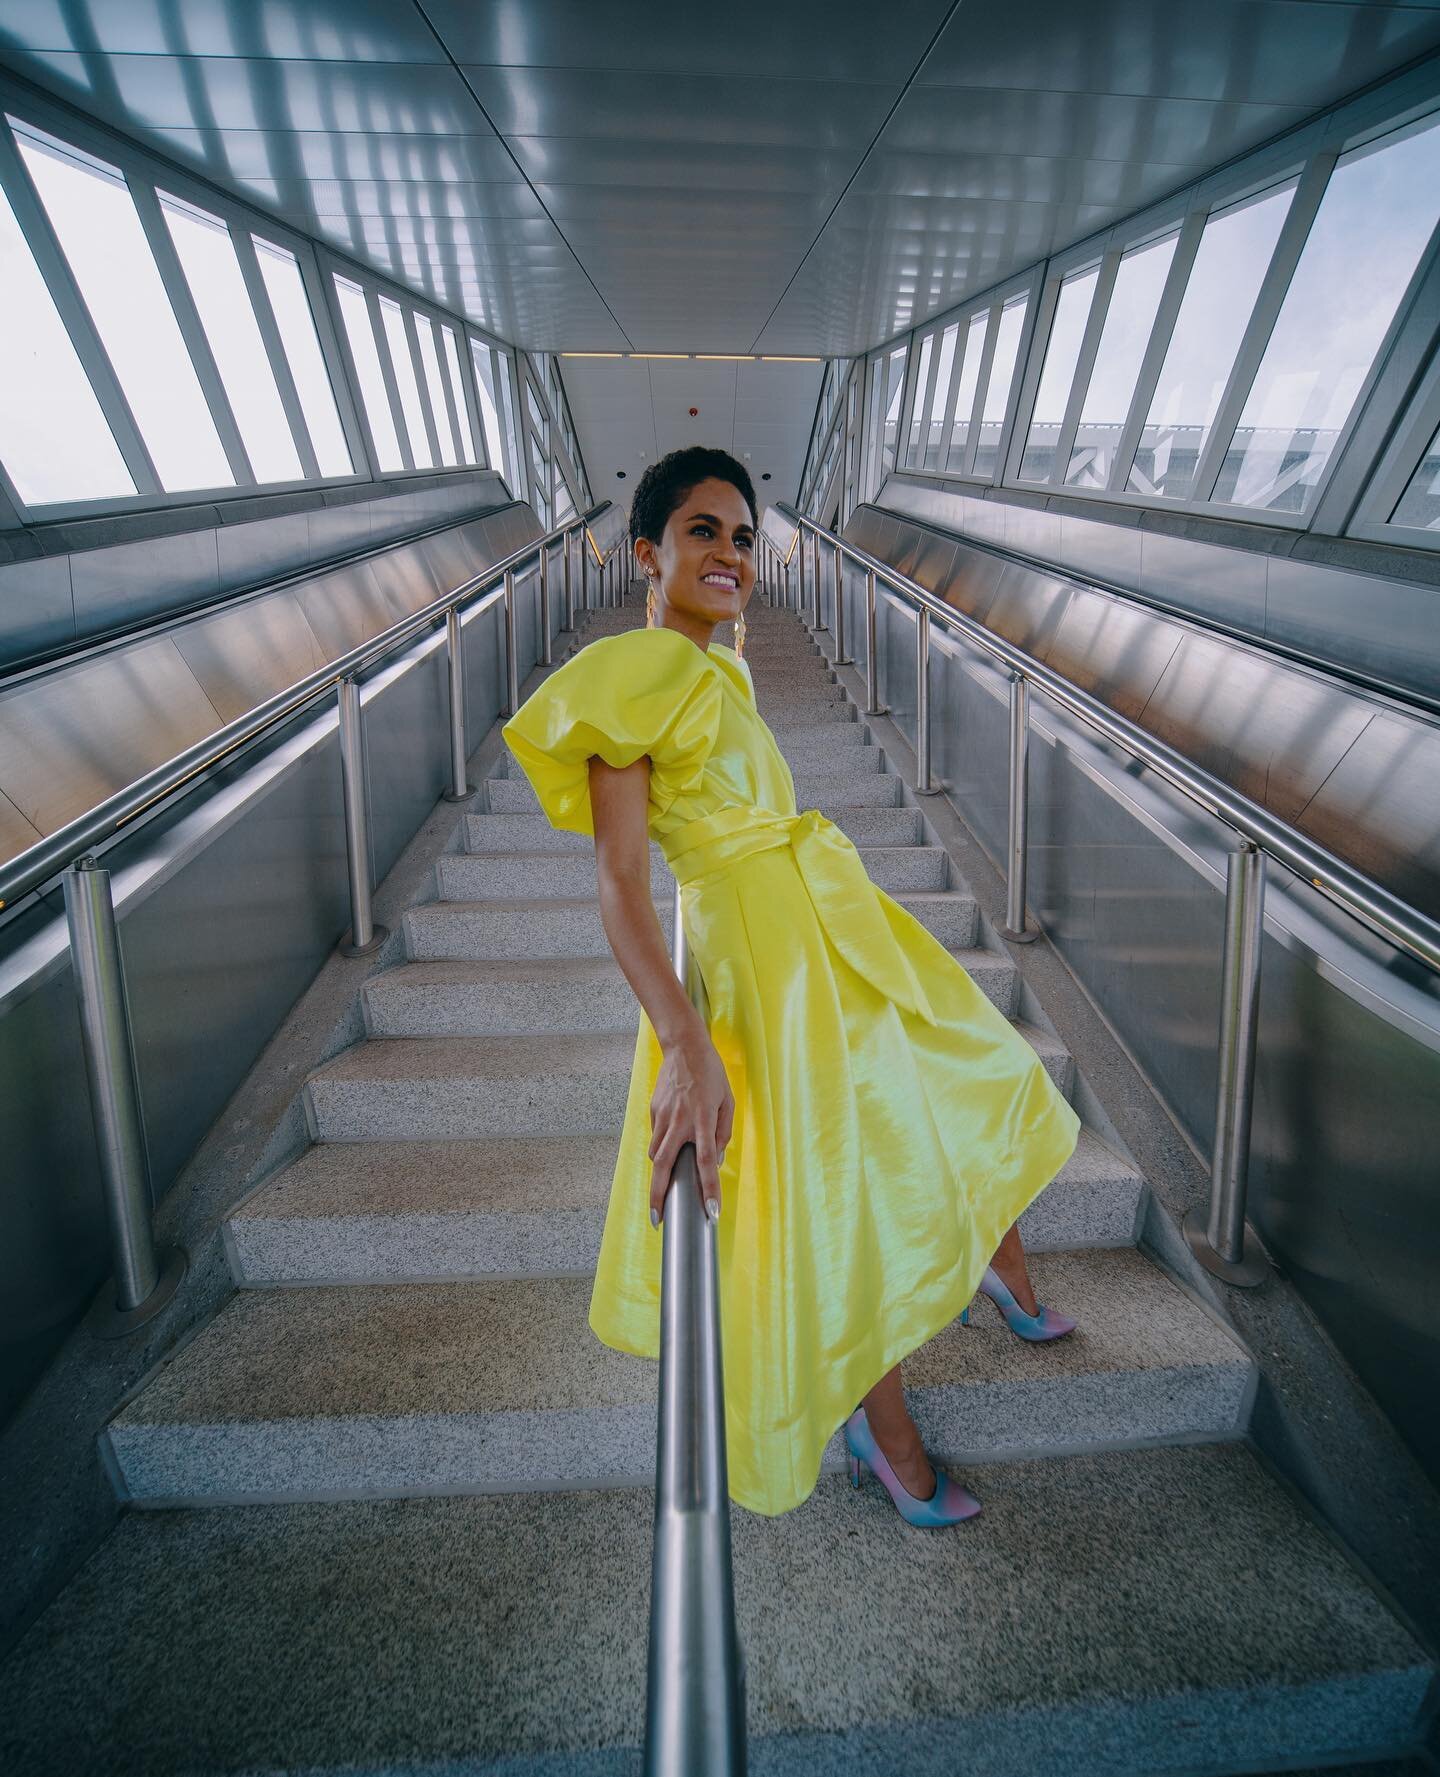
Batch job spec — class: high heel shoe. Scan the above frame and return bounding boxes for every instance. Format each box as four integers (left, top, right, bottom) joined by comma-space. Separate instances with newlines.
843, 1407, 981, 1526
960, 1266, 1077, 1342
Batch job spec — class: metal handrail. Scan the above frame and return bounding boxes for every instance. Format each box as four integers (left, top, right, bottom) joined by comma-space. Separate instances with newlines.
644, 881, 746, 1775
15, 498, 617, 1332
780, 504, 1440, 1291
781, 509, 1440, 976
0, 502, 611, 913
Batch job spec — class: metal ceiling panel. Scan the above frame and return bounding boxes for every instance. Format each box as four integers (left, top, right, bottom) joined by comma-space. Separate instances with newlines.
916, 0, 1440, 106
456, 66, 897, 152
0, 0, 449, 61
506, 138, 857, 196
149, 128, 526, 187
424, 0, 950, 82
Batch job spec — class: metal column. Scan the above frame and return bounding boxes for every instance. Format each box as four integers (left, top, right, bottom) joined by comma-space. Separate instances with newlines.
812, 531, 825, 631
563, 528, 575, 631
864, 569, 885, 716
503, 567, 520, 716
797, 531, 807, 621
337, 675, 388, 957
539, 543, 553, 667
64, 857, 186, 1336
442, 608, 472, 802
833, 540, 850, 664
1185, 843, 1270, 1286
915, 606, 936, 793
1001, 673, 1037, 942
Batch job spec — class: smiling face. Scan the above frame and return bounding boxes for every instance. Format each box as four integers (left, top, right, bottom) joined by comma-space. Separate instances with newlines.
634, 476, 757, 647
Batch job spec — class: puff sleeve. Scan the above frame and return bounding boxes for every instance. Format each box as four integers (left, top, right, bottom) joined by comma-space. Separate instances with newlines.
502, 628, 723, 836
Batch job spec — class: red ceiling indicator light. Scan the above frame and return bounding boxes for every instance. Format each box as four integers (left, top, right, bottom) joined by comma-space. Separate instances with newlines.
688, 407, 698, 418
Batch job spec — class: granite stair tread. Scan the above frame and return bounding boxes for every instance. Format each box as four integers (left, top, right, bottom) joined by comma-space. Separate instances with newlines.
104, 1248, 1255, 1502
227, 1125, 1146, 1285
484, 768, 901, 814
8, 1444, 1427, 1777
464, 802, 925, 853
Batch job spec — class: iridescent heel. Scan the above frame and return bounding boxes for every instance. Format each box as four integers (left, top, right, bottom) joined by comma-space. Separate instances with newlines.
843, 1407, 981, 1526
960, 1266, 1077, 1342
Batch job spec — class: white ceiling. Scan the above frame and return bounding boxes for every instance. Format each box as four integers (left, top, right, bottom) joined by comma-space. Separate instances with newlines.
557, 356, 824, 515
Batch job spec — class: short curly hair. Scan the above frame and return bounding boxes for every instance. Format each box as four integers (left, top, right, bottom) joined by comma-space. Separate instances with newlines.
628, 446, 758, 549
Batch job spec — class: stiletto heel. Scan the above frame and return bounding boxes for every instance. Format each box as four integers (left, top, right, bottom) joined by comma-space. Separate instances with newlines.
842, 1408, 980, 1526
972, 1265, 1077, 1342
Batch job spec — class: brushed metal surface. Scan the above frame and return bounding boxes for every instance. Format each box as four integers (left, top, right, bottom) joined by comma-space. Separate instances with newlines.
69, 528, 222, 637
1042, 587, 1185, 722
0, 638, 222, 837
0, 785, 42, 858
1136, 634, 1375, 825
977, 561, 1075, 657
170, 593, 328, 726
1295, 716, 1440, 921
293, 559, 405, 656
0, 555, 75, 668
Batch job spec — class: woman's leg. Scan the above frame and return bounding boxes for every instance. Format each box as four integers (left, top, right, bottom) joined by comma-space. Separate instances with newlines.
861, 1364, 936, 1500
986, 1221, 1040, 1315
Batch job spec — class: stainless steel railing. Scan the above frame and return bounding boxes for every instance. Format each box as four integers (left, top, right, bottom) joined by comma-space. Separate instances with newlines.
776, 506, 1440, 1290
2, 500, 622, 1331
644, 881, 747, 1776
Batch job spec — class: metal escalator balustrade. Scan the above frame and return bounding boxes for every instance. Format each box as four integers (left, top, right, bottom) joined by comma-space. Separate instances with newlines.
771, 506, 1440, 1293
5, 505, 631, 1334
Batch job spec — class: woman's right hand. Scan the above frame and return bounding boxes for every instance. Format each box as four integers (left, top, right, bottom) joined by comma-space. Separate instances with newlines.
648, 1028, 734, 1228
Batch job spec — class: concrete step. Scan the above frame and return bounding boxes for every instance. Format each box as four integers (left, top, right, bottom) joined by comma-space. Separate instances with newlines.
954, 947, 1018, 1016
896, 889, 978, 950
404, 895, 671, 961
304, 1032, 635, 1142
16, 1444, 1428, 1775
436, 844, 946, 902
464, 802, 926, 854
778, 739, 883, 774
1015, 1019, 1075, 1097
484, 764, 902, 815
762, 701, 857, 728
104, 1249, 1253, 1504
437, 848, 674, 901
365, 957, 639, 1038
226, 1127, 1143, 1287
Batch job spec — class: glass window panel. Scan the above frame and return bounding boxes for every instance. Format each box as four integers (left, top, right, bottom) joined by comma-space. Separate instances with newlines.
904, 333, 933, 462
973, 294, 1029, 477
160, 193, 302, 485
16, 125, 232, 492
377, 296, 433, 469
923, 322, 958, 469
334, 274, 401, 471
945, 312, 988, 471
1065, 232, 1178, 488
1389, 421, 1440, 531
1215, 116, 1440, 516
253, 238, 352, 477
1128, 184, 1294, 501
1020, 267, 1099, 481
0, 176, 133, 505
555, 481, 575, 524
470, 338, 506, 473
499, 354, 523, 494
441, 326, 477, 465
880, 344, 907, 478
414, 315, 456, 466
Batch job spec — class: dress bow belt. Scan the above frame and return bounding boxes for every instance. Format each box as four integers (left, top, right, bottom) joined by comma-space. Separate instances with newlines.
660, 805, 937, 1026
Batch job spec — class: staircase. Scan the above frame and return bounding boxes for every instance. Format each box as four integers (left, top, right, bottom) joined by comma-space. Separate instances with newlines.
2, 591, 1432, 1775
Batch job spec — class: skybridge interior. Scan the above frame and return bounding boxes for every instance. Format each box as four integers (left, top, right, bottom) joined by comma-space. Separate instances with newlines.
3, 4, 1440, 1774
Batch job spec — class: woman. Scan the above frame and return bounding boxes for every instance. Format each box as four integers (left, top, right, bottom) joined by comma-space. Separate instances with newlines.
504, 446, 1080, 1525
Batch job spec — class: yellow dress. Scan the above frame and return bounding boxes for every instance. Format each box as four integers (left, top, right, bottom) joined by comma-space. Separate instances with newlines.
503, 626, 1080, 1516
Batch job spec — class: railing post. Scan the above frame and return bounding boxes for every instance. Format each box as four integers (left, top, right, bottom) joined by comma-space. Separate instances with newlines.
644, 880, 747, 1777
783, 562, 792, 611
64, 857, 186, 1336
1185, 842, 1270, 1287
1001, 673, 1037, 942
539, 542, 553, 667
915, 605, 936, 794
864, 568, 885, 716
503, 566, 520, 716
797, 529, 807, 621
812, 530, 826, 631
442, 607, 472, 803
833, 539, 850, 663
337, 674, 388, 958
563, 527, 575, 631
580, 537, 590, 613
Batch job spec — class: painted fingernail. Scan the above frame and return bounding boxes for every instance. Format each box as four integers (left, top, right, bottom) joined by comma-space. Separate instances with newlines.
650, 1207, 660, 1228
705, 1198, 720, 1222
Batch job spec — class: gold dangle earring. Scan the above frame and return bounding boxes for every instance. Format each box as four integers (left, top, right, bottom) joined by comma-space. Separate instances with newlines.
734, 608, 747, 659
645, 576, 657, 628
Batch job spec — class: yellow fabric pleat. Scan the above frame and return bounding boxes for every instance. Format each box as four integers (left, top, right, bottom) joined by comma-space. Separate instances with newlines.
503, 628, 1080, 1517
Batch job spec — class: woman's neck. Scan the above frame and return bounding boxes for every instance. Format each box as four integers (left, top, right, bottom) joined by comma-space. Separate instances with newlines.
657, 610, 716, 653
